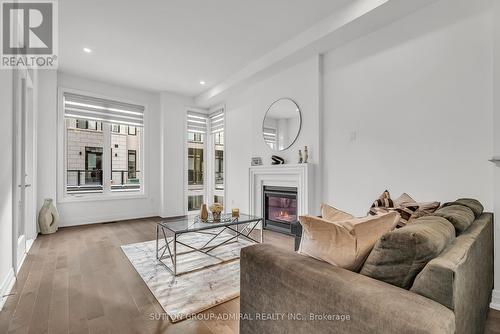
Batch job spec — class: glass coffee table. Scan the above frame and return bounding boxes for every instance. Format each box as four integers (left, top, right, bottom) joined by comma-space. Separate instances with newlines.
156, 213, 263, 276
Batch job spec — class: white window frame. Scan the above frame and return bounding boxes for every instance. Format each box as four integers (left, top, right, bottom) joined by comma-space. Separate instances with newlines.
57, 87, 147, 203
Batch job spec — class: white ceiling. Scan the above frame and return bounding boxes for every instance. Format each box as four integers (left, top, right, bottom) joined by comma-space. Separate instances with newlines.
59, 0, 350, 96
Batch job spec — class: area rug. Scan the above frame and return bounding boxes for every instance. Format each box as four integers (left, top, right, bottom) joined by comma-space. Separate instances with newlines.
121, 231, 253, 322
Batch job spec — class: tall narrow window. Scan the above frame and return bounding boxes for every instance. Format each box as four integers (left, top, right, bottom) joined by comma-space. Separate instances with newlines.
186, 111, 207, 212
210, 109, 224, 205
63, 92, 144, 196
128, 150, 137, 179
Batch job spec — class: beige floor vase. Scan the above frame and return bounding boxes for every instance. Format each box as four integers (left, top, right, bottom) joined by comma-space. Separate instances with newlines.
38, 198, 59, 234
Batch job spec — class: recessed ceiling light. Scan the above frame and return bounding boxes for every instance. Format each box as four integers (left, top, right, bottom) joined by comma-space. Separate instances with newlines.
199, 80, 206, 85
83, 47, 92, 53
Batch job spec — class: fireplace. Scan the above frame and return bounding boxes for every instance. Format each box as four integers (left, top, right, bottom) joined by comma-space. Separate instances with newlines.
263, 186, 298, 234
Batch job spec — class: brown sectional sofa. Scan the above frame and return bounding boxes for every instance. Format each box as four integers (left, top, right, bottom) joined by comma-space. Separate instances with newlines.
240, 205, 494, 333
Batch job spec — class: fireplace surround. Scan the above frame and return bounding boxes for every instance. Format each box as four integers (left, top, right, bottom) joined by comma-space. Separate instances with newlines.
249, 164, 316, 237
263, 186, 298, 234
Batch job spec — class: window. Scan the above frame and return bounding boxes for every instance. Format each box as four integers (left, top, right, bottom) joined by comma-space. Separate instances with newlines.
128, 150, 137, 179
66, 118, 105, 194
63, 92, 144, 197
88, 120, 99, 131
188, 147, 204, 186
185, 108, 225, 213
111, 124, 121, 133
111, 125, 142, 191
188, 195, 204, 212
214, 195, 224, 204
76, 119, 102, 131
210, 110, 224, 202
84, 147, 103, 187
186, 111, 207, 212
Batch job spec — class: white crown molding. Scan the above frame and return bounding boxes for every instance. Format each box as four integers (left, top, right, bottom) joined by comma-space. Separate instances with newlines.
491, 290, 500, 310
195, 0, 439, 107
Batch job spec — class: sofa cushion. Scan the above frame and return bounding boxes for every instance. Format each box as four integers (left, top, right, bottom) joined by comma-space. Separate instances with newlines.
360, 216, 455, 289
433, 205, 475, 234
298, 212, 399, 272
320, 203, 354, 222
443, 198, 484, 218
407, 201, 441, 218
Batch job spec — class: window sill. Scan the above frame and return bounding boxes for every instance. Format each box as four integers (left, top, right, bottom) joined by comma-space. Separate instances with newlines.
58, 191, 147, 203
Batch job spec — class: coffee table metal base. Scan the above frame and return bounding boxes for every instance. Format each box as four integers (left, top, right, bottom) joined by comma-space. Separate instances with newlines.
156, 219, 263, 276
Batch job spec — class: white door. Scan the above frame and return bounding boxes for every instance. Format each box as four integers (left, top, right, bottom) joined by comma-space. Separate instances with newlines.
13, 69, 34, 273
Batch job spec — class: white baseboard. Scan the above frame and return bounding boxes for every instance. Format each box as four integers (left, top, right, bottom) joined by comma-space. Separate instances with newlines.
0, 268, 15, 312
26, 238, 35, 254
59, 212, 158, 227
491, 290, 500, 310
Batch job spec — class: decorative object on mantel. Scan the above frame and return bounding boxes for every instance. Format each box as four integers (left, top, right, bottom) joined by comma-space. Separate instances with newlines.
38, 198, 59, 234
251, 157, 263, 166
262, 98, 302, 151
298, 150, 303, 163
489, 157, 500, 163
271, 155, 285, 165
232, 208, 240, 218
210, 203, 224, 221
304, 146, 309, 163
200, 204, 209, 221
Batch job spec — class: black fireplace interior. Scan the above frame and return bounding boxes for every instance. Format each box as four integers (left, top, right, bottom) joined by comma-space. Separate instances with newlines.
263, 186, 298, 234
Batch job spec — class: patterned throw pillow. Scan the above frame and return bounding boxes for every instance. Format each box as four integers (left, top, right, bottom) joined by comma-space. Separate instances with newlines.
395, 205, 420, 228
371, 190, 394, 208
368, 191, 439, 228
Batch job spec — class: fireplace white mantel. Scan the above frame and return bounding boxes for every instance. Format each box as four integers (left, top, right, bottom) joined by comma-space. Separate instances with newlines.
249, 164, 315, 221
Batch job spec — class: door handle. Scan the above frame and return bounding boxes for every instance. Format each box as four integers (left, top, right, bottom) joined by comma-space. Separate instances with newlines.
17, 184, 31, 188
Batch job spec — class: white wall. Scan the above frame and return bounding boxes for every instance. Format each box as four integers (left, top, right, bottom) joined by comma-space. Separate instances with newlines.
0, 70, 14, 308
492, 0, 500, 309
322, 0, 493, 216
37, 70, 58, 214
225, 57, 322, 214
160, 91, 194, 217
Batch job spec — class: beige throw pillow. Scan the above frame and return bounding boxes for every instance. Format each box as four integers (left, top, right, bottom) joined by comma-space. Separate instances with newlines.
298, 212, 400, 272
320, 203, 354, 222
393, 193, 415, 207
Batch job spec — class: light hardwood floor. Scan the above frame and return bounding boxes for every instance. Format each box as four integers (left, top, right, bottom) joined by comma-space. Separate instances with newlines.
0, 217, 498, 334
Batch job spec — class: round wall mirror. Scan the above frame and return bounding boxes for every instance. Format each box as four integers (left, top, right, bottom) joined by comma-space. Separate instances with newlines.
262, 98, 302, 151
